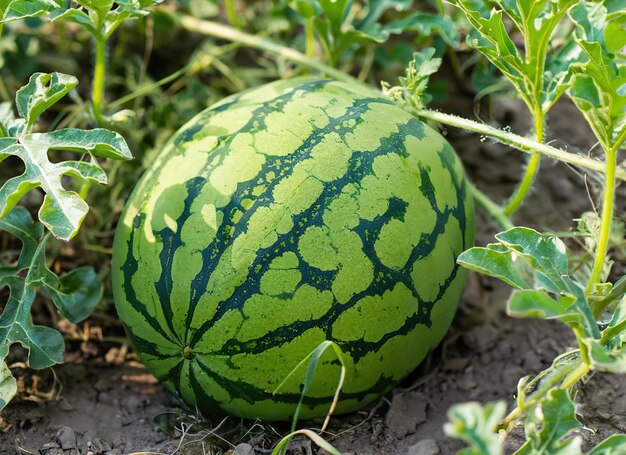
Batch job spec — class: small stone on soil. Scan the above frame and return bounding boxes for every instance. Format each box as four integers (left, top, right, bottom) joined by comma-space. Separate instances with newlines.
405, 439, 440, 455
386, 392, 427, 437
56, 426, 77, 450
233, 443, 254, 455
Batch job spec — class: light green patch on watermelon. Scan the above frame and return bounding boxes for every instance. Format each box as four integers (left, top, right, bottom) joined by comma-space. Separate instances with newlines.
260, 253, 302, 296
297, 225, 338, 271
150, 183, 188, 233
129, 235, 175, 339
272, 168, 325, 215
411, 217, 462, 302
342, 103, 407, 152
188, 292, 220, 338
331, 284, 416, 343
228, 328, 341, 394
329, 231, 373, 304
303, 132, 352, 182
199, 105, 256, 139
194, 308, 244, 353
209, 134, 266, 197
170, 246, 203, 332
253, 98, 326, 156
239, 285, 333, 342
322, 187, 360, 230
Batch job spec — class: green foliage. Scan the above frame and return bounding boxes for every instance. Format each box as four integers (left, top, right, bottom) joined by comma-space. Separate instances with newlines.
450, 0, 580, 116
287, 0, 458, 65
447, 390, 626, 455
3, 0, 161, 37
459, 227, 626, 373
444, 401, 506, 455
383, 47, 442, 110
0, 71, 131, 409
0, 208, 102, 410
516, 389, 581, 454
568, 1, 626, 153
0, 72, 131, 240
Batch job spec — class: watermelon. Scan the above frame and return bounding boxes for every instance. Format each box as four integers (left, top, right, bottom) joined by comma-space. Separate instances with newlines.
111, 78, 474, 421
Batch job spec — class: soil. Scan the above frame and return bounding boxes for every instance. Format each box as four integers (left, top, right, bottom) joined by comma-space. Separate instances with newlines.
2, 89, 625, 454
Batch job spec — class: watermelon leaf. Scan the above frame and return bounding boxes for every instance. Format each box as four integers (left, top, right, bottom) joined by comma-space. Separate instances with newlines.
2, 0, 62, 22
0, 360, 17, 411
0, 129, 131, 240
0, 208, 103, 410
587, 435, 626, 455
15, 72, 78, 130
515, 389, 582, 455
288, 0, 458, 66
0, 102, 25, 137
443, 401, 506, 455
568, 2, 626, 153
0, 72, 132, 240
459, 228, 601, 339
382, 47, 443, 110
450, 0, 580, 115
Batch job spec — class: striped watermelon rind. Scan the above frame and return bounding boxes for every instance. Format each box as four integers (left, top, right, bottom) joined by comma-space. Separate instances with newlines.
111, 78, 474, 421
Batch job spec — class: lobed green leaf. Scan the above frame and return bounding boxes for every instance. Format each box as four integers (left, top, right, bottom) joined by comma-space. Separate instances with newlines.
569, 1, 626, 152
15, 73, 78, 131
0, 128, 131, 240
0, 213, 103, 408
2, 0, 62, 21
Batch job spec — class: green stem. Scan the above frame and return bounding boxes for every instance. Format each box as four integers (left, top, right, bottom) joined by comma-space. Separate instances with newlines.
503, 111, 544, 215
416, 110, 626, 181
178, 15, 356, 84
225, 0, 241, 29
109, 64, 189, 108
305, 18, 315, 58
470, 184, 514, 230
560, 360, 590, 390
92, 34, 107, 125
587, 147, 617, 296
